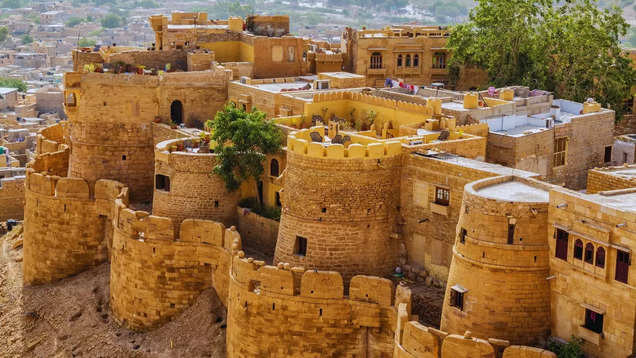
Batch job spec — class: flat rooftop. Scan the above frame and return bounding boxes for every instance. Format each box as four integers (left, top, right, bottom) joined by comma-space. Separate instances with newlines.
415, 151, 538, 178
590, 191, 636, 213
477, 180, 550, 202
167, 24, 228, 30
599, 167, 636, 180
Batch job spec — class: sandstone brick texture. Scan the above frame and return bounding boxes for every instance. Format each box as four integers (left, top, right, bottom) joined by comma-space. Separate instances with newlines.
0, 177, 25, 221
548, 187, 636, 358
63, 68, 231, 202
152, 138, 239, 234
274, 138, 403, 284
237, 207, 280, 257
586, 164, 636, 194
227, 255, 411, 358
441, 176, 556, 346
110, 213, 240, 330
399, 153, 539, 282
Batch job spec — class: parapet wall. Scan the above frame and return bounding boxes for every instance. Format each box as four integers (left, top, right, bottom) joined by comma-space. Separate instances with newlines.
586, 164, 636, 194
152, 138, 239, 232
227, 252, 412, 357
274, 144, 402, 282
287, 127, 403, 159
110, 208, 241, 330
394, 304, 556, 358
0, 177, 25, 221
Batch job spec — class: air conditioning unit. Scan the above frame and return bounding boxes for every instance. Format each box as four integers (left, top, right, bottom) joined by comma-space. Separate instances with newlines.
545, 118, 554, 128
315, 80, 329, 90
240, 76, 249, 84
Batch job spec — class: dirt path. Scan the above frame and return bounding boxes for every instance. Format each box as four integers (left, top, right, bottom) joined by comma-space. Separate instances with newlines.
0, 226, 226, 358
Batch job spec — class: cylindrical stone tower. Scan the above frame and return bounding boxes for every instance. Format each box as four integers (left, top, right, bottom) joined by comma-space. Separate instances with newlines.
441, 175, 552, 345
152, 138, 239, 231
274, 128, 402, 283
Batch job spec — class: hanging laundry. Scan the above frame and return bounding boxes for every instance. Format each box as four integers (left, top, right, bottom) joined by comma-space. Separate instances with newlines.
385, 78, 392, 87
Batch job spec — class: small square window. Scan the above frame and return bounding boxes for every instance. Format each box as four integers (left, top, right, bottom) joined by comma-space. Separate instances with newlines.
155, 174, 170, 191
294, 236, 307, 257
584, 308, 604, 334
459, 228, 467, 244
604, 146, 612, 163
435, 187, 450, 206
450, 285, 466, 311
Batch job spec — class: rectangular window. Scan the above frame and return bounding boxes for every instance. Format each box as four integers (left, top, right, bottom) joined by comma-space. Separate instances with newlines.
604, 146, 612, 163
450, 285, 465, 311
433, 52, 446, 69
507, 224, 515, 244
553, 137, 568, 167
275, 192, 281, 207
294, 236, 307, 257
584, 308, 604, 334
615, 250, 630, 284
155, 174, 170, 191
435, 187, 450, 206
459, 228, 467, 244
555, 228, 569, 261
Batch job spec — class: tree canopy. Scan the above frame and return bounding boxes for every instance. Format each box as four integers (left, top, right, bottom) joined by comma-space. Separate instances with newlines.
0, 27, 8, 43
101, 14, 124, 28
448, 0, 636, 120
0, 77, 27, 92
209, 105, 283, 202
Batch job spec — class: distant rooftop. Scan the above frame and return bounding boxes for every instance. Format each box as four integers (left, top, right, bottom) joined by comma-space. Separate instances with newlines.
414, 151, 538, 178
477, 180, 549, 203
0, 87, 17, 95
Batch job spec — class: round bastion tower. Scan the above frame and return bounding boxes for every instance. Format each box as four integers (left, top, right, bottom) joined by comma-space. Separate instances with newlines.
441, 175, 553, 345
274, 127, 403, 283
152, 137, 239, 231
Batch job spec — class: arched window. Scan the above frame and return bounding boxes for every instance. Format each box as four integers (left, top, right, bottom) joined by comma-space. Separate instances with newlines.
370, 52, 382, 69
584, 243, 594, 264
170, 100, 183, 125
397, 54, 403, 67
270, 158, 279, 177
595, 247, 605, 268
413, 54, 419, 67
405, 54, 411, 67
574, 239, 583, 260
66, 92, 76, 107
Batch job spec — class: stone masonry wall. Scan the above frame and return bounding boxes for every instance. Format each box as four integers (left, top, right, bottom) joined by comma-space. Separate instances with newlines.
110, 211, 240, 330
441, 176, 554, 346
0, 177, 25, 221
227, 252, 412, 358
586, 164, 636, 194
274, 141, 402, 283
152, 138, 239, 234
237, 207, 280, 257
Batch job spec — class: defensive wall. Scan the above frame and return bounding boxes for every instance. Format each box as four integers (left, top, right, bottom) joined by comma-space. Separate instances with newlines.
152, 137, 239, 234
237, 207, 280, 257
394, 303, 557, 358
586, 164, 636, 194
63, 67, 231, 202
275, 128, 403, 283
0, 176, 25, 221
227, 251, 412, 357
110, 209, 241, 330
441, 175, 555, 346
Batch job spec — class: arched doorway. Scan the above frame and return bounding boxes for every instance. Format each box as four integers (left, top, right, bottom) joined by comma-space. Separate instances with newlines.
170, 100, 183, 125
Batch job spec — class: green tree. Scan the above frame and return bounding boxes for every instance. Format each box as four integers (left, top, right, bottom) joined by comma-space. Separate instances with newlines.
138, 0, 159, 8
0, 27, 8, 43
65, 17, 83, 27
101, 14, 123, 28
208, 105, 283, 205
1, 0, 24, 9
547, 336, 584, 358
21, 34, 32, 44
78, 37, 96, 47
448, 0, 636, 120
0, 77, 27, 92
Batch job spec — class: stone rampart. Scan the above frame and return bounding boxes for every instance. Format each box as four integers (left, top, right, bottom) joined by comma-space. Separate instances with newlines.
152, 138, 239, 233
441, 176, 554, 346
394, 304, 556, 358
275, 135, 402, 282
227, 252, 412, 357
110, 208, 241, 330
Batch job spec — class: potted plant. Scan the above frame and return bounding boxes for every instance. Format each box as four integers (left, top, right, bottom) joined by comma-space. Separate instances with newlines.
169, 145, 176, 153
136, 65, 145, 75
170, 121, 178, 129
153, 116, 162, 124
176, 142, 185, 151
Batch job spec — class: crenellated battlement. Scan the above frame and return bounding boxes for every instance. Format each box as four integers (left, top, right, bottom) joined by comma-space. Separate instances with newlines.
288, 127, 402, 159
394, 303, 556, 358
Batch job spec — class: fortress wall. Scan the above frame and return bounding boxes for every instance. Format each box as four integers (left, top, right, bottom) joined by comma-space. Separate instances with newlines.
227, 254, 412, 357
152, 138, 239, 232
274, 143, 402, 283
64, 69, 231, 201
586, 165, 636, 194
394, 303, 556, 358
22, 169, 125, 285
105, 50, 187, 71
110, 212, 240, 330
0, 177, 25, 221
28, 146, 69, 177
441, 176, 554, 346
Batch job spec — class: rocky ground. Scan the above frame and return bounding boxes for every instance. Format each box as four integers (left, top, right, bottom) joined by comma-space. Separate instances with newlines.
0, 226, 227, 358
